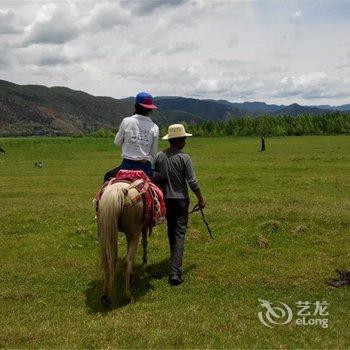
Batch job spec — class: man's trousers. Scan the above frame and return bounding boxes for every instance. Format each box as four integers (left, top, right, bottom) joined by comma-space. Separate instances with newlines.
165, 198, 190, 278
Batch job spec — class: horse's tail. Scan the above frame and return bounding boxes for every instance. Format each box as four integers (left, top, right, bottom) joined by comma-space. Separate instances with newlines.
97, 184, 126, 303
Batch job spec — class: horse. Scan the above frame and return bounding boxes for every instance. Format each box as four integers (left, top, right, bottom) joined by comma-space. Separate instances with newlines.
96, 181, 149, 307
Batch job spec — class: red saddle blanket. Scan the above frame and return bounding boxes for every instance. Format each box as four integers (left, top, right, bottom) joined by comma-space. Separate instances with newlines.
94, 170, 165, 229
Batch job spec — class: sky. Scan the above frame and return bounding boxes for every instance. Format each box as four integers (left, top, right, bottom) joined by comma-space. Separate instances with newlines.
1, 0, 350, 105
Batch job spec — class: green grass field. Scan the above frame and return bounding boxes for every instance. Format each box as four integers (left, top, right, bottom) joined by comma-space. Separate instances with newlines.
0, 136, 349, 348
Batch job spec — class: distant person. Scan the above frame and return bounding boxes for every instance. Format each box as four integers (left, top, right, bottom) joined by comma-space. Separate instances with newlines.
154, 124, 205, 286
103, 92, 159, 182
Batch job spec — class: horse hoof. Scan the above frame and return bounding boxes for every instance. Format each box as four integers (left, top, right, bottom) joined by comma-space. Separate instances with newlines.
101, 294, 111, 308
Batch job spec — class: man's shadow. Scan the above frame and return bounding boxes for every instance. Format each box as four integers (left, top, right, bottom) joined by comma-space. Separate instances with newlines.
84, 258, 196, 313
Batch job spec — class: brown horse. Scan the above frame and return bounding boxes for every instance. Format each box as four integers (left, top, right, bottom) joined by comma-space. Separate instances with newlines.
96, 182, 148, 307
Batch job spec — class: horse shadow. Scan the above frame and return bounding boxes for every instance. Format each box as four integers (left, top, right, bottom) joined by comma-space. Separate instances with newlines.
84, 258, 196, 313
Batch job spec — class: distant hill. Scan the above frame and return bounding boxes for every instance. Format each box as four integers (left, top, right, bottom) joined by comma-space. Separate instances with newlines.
0, 79, 349, 135
154, 96, 245, 120
311, 103, 350, 112
272, 103, 333, 115
0, 79, 133, 135
231, 101, 283, 114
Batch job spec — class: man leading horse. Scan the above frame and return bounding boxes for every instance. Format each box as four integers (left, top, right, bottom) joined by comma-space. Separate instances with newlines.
155, 124, 205, 286
96, 93, 205, 305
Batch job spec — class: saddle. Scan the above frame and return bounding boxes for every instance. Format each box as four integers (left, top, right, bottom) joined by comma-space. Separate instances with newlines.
123, 178, 149, 208
94, 170, 165, 230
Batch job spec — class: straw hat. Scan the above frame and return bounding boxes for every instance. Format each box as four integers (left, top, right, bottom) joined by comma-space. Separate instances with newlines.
162, 124, 193, 140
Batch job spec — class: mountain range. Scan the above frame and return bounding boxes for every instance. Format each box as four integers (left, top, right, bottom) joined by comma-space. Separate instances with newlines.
0, 79, 349, 136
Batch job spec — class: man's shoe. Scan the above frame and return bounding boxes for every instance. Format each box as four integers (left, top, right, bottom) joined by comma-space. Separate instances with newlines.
169, 274, 183, 286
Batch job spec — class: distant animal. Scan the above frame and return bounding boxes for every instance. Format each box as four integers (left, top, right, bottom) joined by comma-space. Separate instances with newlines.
0, 146, 5, 154
34, 161, 44, 168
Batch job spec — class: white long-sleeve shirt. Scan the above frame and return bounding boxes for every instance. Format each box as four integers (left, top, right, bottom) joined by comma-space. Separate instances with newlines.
114, 114, 159, 162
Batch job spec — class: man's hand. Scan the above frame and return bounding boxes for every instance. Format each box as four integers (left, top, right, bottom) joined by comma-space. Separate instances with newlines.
198, 198, 206, 209
194, 190, 205, 209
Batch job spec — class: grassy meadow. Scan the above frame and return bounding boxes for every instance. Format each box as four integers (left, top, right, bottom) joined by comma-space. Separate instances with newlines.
0, 135, 349, 348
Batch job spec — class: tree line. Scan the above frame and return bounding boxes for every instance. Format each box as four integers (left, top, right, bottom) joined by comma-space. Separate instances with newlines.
163, 113, 350, 137
89, 112, 350, 138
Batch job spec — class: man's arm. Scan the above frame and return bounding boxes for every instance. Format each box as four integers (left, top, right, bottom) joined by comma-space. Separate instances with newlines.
149, 126, 159, 160
185, 157, 205, 208
114, 119, 125, 146
150, 136, 158, 160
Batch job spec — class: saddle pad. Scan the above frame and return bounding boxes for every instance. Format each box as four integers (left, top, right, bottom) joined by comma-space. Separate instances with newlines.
124, 179, 149, 208
116, 169, 151, 183
94, 170, 165, 230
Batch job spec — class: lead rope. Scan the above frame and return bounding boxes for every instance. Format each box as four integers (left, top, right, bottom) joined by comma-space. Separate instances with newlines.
189, 204, 214, 239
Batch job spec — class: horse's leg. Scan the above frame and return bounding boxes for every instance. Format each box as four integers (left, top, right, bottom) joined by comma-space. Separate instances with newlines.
124, 232, 140, 302
140, 228, 148, 278
142, 228, 148, 266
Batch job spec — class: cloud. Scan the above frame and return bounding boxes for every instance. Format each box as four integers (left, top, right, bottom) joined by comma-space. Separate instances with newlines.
0, 9, 22, 35
82, 2, 130, 31
192, 75, 266, 98
23, 3, 80, 45
114, 66, 198, 87
193, 78, 234, 95
1, 1, 350, 104
274, 71, 350, 99
208, 59, 256, 68
15, 45, 84, 67
0, 47, 13, 68
152, 11, 198, 31
123, 0, 186, 15
207, 59, 270, 78
292, 10, 302, 20
281, 71, 327, 86
36, 51, 73, 67
334, 63, 350, 71
143, 42, 199, 56
112, 60, 273, 100
269, 52, 291, 59
20, 2, 131, 47
227, 35, 240, 47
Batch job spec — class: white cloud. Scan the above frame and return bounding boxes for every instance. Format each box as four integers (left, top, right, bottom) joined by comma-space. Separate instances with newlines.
122, 0, 186, 15
23, 3, 80, 45
0, 46, 13, 68
208, 59, 256, 69
280, 71, 327, 87
82, 2, 130, 31
0, 9, 22, 34
269, 52, 291, 59
195, 78, 224, 94
143, 42, 199, 57
0, 1, 350, 104
274, 72, 350, 99
227, 34, 240, 47
17, 45, 84, 67
292, 10, 302, 20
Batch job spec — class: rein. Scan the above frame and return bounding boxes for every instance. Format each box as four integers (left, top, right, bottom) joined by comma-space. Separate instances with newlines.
189, 204, 214, 239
